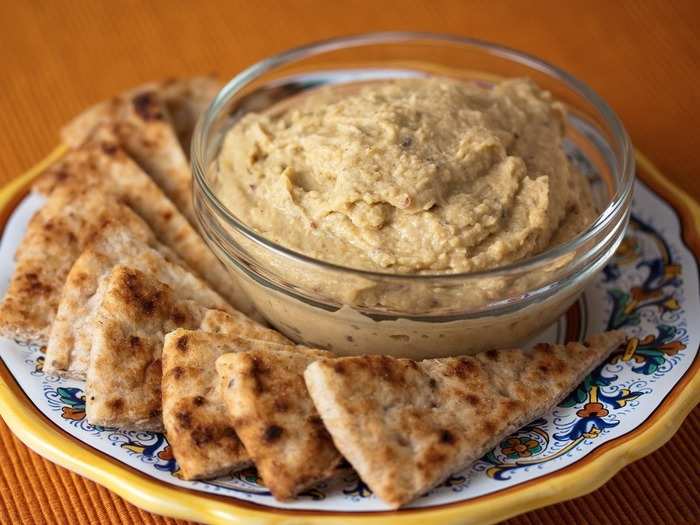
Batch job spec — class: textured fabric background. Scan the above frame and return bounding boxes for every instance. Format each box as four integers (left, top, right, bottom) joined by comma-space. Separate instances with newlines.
0, 1, 698, 524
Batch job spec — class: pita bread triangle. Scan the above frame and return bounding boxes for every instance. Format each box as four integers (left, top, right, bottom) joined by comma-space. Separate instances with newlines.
304, 330, 626, 508
86, 266, 288, 431
60, 76, 218, 156
216, 344, 342, 500
44, 224, 232, 379
0, 182, 158, 345
163, 329, 296, 480
34, 130, 257, 316
59, 78, 219, 224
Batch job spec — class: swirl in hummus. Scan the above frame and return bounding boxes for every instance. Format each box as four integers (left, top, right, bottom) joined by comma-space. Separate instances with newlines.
214, 77, 597, 274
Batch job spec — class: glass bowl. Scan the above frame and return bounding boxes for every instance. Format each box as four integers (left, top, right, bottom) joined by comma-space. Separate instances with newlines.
192, 32, 634, 358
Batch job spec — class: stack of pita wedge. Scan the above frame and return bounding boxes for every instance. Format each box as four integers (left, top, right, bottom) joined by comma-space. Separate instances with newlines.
0, 76, 627, 508
0, 75, 272, 427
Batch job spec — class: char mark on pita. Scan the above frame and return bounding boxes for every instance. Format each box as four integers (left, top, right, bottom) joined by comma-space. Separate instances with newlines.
162, 329, 301, 480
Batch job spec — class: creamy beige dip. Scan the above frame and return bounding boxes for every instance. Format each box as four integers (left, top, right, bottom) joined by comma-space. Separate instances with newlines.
215, 77, 596, 275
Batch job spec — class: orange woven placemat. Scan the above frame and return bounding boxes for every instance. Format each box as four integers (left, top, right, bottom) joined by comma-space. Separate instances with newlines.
0, 412, 697, 524
0, 1, 699, 523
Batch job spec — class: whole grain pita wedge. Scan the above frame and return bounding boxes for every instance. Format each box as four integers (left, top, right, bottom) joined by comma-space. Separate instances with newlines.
60, 76, 218, 155
0, 183, 159, 345
216, 345, 342, 501
34, 132, 257, 316
86, 266, 288, 431
58, 76, 222, 222
61, 86, 194, 223
44, 225, 232, 379
162, 329, 295, 480
304, 331, 626, 508
114, 90, 194, 223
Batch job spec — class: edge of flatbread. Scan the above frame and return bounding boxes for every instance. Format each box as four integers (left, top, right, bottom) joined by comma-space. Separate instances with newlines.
59, 81, 204, 224
0, 182, 159, 345
162, 329, 297, 480
86, 266, 288, 431
216, 345, 342, 500
304, 331, 626, 508
33, 132, 257, 316
44, 223, 231, 379
60, 76, 220, 154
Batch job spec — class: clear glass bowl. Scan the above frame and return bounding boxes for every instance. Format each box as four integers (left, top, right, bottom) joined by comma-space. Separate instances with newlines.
192, 32, 634, 358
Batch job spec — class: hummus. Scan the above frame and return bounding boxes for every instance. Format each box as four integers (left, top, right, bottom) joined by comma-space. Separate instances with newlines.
215, 77, 597, 275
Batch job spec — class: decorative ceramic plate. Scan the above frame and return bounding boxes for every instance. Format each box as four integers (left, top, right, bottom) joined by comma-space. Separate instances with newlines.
0, 149, 698, 525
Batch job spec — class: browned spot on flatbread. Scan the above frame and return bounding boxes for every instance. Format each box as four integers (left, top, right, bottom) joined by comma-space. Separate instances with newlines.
222, 426, 237, 438
308, 415, 323, 427
191, 427, 214, 447
101, 143, 118, 156
396, 435, 410, 447
274, 399, 289, 412
176, 335, 189, 352
122, 271, 160, 315
503, 399, 523, 411
481, 420, 496, 435
176, 410, 192, 429
263, 424, 283, 443
439, 429, 455, 444
464, 393, 480, 406
172, 366, 184, 379
419, 448, 447, 469
448, 358, 476, 379
171, 309, 186, 325
250, 356, 269, 394
107, 398, 124, 411
132, 92, 164, 121
193, 395, 205, 406
20, 272, 53, 296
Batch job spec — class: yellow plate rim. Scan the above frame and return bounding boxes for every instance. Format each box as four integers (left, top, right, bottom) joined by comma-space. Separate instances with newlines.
0, 149, 698, 525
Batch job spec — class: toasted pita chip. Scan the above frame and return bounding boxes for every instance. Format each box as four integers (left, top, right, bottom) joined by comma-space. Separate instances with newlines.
60, 77, 218, 155
114, 90, 194, 223
216, 345, 342, 500
86, 267, 288, 431
61, 86, 194, 223
162, 329, 294, 480
44, 225, 232, 379
304, 331, 626, 508
34, 133, 257, 316
0, 183, 158, 345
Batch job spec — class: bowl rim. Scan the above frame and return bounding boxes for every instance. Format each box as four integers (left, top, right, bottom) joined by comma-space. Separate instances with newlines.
191, 31, 635, 283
